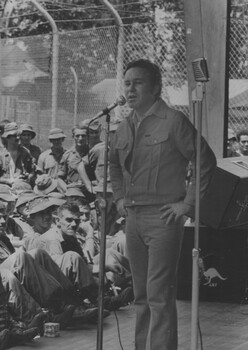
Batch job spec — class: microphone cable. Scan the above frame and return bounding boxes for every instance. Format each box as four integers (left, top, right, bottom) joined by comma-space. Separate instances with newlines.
198, 318, 204, 350
113, 310, 125, 350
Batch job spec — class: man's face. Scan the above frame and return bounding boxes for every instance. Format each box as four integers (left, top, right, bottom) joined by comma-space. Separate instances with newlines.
20, 131, 33, 146
73, 129, 87, 148
7, 134, 20, 147
88, 129, 100, 148
124, 67, 158, 115
0, 211, 6, 235
31, 208, 53, 234
58, 209, 80, 237
239, 135, 248, 155
50, 138, 64, 150
79, 205, 91, 222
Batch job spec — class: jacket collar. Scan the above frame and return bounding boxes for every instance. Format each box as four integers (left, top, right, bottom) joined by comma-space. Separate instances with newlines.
144, 97, 168, 119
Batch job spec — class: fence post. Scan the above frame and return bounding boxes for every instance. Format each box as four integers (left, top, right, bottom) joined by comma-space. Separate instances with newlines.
70, 66, 78, 126
184, 0, 229, 158
100, 0, 124, 116
0, 38, 2, 119
2, 0, 59, 128
29, 0, 59, 129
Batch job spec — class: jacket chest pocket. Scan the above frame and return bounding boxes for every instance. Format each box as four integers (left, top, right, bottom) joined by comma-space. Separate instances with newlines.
144, 131, 169, 147
143, 131, 170, 172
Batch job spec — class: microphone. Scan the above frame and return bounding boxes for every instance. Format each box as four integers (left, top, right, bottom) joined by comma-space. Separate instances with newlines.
192, 58, 209, 82
91, 95, 126, 122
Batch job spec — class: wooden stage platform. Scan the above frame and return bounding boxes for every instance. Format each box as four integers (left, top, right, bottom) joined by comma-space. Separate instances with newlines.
16, 300, 248, 350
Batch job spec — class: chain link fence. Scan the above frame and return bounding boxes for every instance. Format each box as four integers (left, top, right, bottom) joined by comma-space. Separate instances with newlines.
229, 17, 248, 133
0, 17, 247, 150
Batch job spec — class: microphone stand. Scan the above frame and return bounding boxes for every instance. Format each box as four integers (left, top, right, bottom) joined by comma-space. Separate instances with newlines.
190, 82, 205, 350
96, 113, 110, 350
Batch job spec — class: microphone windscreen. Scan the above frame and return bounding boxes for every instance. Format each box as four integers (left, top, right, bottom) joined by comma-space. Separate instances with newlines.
117, 95, 126, 106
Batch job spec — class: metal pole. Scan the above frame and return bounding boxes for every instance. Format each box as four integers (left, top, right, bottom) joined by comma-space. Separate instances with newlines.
96, 3, 124, 350
0, 35, 2, 119
2, 0, 59, 128
29, 0, 59, 129
96, 114, 110, 350
99, 0, 124, 117
191, 82, 204, 350
70, 66, 78, 126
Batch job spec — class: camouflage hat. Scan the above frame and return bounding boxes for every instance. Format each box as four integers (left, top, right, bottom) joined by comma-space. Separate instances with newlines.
12, 179, 32, 195
48, 192, 66, 200
34, 175, 58, 195
2, 122, 19, 138
65, 183, 85, 198
15, 191, 37, 209
26, 196, 65, 216
0, 184, 16, 202
48, 128, 66, 140
19, 124, 36, 139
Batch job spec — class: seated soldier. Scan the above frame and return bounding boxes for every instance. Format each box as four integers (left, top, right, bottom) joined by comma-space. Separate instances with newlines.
107, 216, 127, 257
25, 201, 133, 310
17, 195, 98, 306
7, 190, 37, 245
0, 200, 76, 333
77, 201, 131, 289
0, 264, 44, 349
19, 123, 41, 163
65, 182, 98, 230
0, 194, 102, 327
37, 128, 67, 179
58, 125, 88, 185
0, 267, 45, 335
0, 122, 35, 187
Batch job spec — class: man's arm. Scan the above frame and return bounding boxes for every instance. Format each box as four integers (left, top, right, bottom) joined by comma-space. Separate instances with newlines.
160, 112, 216, 224
57, 152, 68, 180
173, 112, 216, 207
77, 221, 96, 261
77, 161, 95, 193
37, 152, 45, 172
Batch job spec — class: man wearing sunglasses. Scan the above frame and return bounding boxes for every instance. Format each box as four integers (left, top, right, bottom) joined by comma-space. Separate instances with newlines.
0, 122, 34, 187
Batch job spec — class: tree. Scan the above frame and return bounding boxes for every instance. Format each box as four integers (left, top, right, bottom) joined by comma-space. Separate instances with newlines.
0, 0, 185, 37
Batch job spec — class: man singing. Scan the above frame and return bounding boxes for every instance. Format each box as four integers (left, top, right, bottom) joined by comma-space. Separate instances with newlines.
109, 59, 216, 350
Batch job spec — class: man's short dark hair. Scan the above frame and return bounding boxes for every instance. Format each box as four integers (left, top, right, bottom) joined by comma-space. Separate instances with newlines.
71, 125, 86, 136
124, 59, 162, 97
236, 129, 248, 142
66, 197, 88, 207
57, 202, 80, 217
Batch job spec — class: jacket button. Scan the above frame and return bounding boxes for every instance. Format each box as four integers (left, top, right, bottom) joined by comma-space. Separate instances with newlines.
131, 183, 134, 186
154, 140, 157, 143
132, 200, 135, 204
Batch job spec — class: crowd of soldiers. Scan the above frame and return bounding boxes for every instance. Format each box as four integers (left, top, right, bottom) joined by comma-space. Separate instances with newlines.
0, 118, 133, 349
